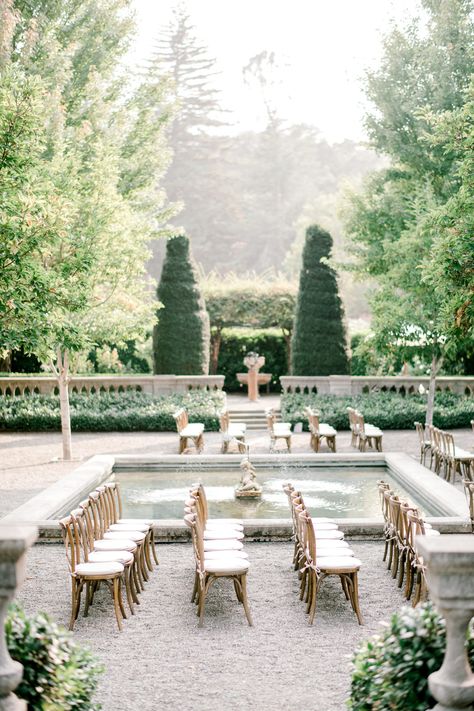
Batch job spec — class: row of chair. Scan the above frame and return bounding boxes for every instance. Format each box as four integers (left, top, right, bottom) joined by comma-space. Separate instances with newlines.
415, 422, 473, 483
60, 482, 158, 630
183, 484, 253, 627
283, 483, 363, 625
377, 481, 440, 606
347, 407, 383, 451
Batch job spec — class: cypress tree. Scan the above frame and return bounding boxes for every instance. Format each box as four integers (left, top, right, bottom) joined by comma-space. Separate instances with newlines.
291, 225, 349, 375
153, 235, 210, 374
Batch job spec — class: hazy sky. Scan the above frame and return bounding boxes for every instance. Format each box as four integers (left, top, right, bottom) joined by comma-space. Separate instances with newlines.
129, 0, 421, 143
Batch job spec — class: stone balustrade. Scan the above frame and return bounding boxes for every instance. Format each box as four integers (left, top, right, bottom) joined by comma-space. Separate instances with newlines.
0, 375, 225, 398
0, 526, 38, 710
280, 375, 474, 397
416, 535, 474, 711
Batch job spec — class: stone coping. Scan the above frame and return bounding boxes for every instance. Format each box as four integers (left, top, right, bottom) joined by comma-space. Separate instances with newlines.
1, 452, 470, 538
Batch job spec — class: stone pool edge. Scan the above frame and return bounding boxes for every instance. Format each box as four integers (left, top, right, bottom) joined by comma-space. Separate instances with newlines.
1, 452, 470, 540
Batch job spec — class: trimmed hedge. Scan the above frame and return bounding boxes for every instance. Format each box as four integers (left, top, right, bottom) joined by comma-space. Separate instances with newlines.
217, 328, 287, 392
281, 391, 474, 430
0, 391, 225, 432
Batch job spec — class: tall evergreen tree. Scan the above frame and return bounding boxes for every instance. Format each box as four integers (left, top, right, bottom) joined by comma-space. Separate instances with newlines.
153, 235, 210, 374
291, 225, 348, 375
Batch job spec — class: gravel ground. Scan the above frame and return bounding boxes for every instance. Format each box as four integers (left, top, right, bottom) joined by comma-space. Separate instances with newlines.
18, 540, 406, 711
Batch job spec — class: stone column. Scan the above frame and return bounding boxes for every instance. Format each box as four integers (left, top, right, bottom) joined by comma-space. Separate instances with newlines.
243, 353, 265, 402
416, 535, 474, 711
0, 526, 38, 711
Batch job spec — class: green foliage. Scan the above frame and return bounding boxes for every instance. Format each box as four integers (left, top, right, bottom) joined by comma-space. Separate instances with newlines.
281, 391, 474, 430
291, 225, 349, 376
348, 603, 474, 711
153, 235, 210, 375
6, 604, 103, 711
0, 391, 224, 431
216, 328, 287, 392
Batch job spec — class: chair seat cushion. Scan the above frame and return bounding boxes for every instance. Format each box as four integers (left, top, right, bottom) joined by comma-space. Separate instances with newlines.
208, 518, 243, 526
205, 521, 244, 532
273, 424, 292, 436
317, 547, 354, 557
365, 425, 383, 436
425, 528, 441, 536
319, 424, 337, 436
180, 424, 204, 437
75, 561, 124, 576
314, 539, 350, 548
119, 518, 153, 526
109, 523, 149, 533
317, 556, 362, 570
104, 531, 146, 543
453, 447, 473, 460
94, 539, 137, 552
205, 559, 249, 574
204, 550, 249, 560
203, 539, 244, 551
203, 529, 244, 541
312, 523, 339, 531
313, 517, 336, 524
311, 526, 344, 540
228, 423, 246, 436
89, 550, 134, 565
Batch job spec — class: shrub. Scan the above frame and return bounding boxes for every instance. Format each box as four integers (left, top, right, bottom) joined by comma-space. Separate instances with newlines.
281, 391, 474, 430
217, 328, 287, 392
153, 235, 210, 374
6, 604, 103, 710
291, 224, 349, 375
348, 603, 474, 711
0, 390, 225, 432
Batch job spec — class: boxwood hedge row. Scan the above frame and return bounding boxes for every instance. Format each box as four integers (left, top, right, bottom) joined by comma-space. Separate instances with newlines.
0, 391, 225, 432
281, 391, 474, 430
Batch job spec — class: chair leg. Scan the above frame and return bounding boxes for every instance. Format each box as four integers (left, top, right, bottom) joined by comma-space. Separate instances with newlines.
198, 576, 214, 627
349, 573, 363, 625
111, 577, 123, 631
308, 570, 317, 625
233, 578, 243, 603
125, 567, 135, 615
83, 581, 92, 617
240, 574, 253, 626
69, 579, 82, 631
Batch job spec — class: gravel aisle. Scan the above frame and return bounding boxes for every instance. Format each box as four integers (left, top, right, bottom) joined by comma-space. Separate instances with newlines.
18, 541, 405, 711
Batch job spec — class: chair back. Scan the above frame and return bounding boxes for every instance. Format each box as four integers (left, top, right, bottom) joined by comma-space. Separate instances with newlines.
355, 411, 365, 436
414, 422, 425, 446
219, 410, 230, 433
443, 431, 456, 459
265, 409, 275, 433
59, 515, 81, 573
463, 480, 474, 531
105, 481, 123, 519
377, 481, 392, 524
173, 408, 189, 434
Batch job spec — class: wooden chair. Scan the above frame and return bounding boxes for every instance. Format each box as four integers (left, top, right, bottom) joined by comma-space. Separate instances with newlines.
266, 408, 292, 452
299, 508, 363, 625
356, 411, 383, 452
406, 510, 440, 607
463, 480, 474, 533
173, 407, 204, 453
443, 431, 474, 483
377, 481, 393, 563
414, 422, 431, 465
185, 513, 253, 627
219, 410, 247, 453
347, 407, 359, 448
305, 407, 337, 453
59, 514, 126, 631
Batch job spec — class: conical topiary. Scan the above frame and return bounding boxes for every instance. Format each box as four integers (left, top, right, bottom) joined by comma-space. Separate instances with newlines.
291, 224, 349, 375
153, 235, 210, 374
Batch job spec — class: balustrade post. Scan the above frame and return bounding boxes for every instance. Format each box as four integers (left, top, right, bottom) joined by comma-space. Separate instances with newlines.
0, 526, 38, 711
416, 536, 474, 711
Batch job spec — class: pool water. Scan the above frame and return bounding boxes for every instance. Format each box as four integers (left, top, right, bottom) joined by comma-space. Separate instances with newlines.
114, 466, 436, 520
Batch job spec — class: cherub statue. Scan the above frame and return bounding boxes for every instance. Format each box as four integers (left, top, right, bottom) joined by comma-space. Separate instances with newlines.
235, 457, 262, 497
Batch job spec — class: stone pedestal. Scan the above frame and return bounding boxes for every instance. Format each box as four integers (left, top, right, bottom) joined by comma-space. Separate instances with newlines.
243, 353, 266, 402
416, 536, 474, 711
0, 526, 38, 711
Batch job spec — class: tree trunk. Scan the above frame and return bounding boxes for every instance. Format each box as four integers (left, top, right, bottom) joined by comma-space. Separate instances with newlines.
282, 329, 292, 373
56, 348, 72, 460
210, 329, 222, 375
425, 353, 441, 427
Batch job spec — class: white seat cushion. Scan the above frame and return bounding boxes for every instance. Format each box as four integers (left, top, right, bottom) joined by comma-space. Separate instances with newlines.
228, 423, 246, 436
317, 547, 354, 557
205, 521, 244, 532
94, 539, 137, 552
204, 550, 249, 560
317, 556, 362, 570
180, 423, 204, 437
203, 529, 244, 540
453, 447, 473, 460
104, 531, 146, 543
319, 424, 337, 436
203, 539, 244, 551
208, 518, 243, 526
313, 539, 350, 548
365, 425, 383, 436
119, 518, 152, 526
312, 523, 339, 531
75, 561, 124, 576
109, 523, 149, 533
89, 550, 134, 565
205, 559, 249, 574
425, 528, 441, 536
311, 526, 344, 540
273, 424, 292, 436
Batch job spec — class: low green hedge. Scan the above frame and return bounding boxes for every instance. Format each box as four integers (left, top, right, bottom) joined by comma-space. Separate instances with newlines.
0, 391, 225, 432
348, 603, 474, 711
6, 604, 103, 710
281, 391, 474, 430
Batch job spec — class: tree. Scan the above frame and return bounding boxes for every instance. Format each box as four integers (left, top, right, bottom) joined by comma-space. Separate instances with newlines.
202, 272, 297, 372
342, 0, 474, 423
153, 235, 210, 374
291, 225, 349, 376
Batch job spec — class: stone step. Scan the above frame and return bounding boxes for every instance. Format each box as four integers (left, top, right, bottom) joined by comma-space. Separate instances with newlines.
227, 409, 281, 430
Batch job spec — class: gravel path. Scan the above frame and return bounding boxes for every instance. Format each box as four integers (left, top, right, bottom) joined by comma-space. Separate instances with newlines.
18, 541, 405, 711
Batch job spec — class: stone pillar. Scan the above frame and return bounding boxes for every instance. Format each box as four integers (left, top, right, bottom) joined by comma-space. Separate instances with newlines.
243, 353, 265, 402
416, 535, 474, 711
0, 526, 38, 711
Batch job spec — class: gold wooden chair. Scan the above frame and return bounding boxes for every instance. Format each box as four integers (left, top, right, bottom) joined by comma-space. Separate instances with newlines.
59, 514, 126, 631
266, 408, 292, 452
305, 407, 337, 453
406, 509, 440, 607
219, 410, 247, 453
463, 480, 474, 532
173, 407, 204, 453
299, 508, 363, 625
185, 512, 253, 627
377, 481, 392, 563
443, 432, 474, 484
414, 422, 431, 465
356, 411, 383, 452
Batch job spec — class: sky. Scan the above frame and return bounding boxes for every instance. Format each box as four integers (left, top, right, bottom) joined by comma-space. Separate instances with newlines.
129, 0, 422, 143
